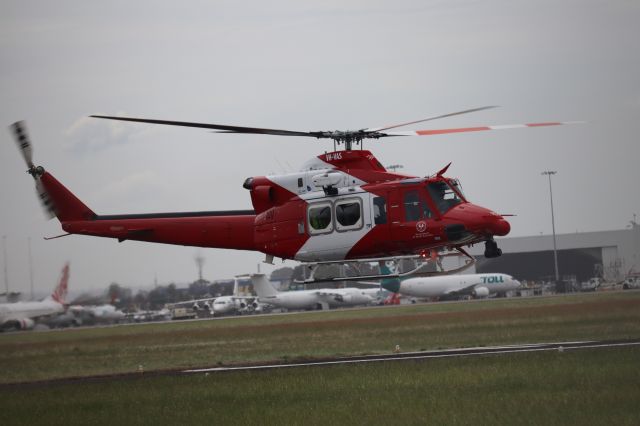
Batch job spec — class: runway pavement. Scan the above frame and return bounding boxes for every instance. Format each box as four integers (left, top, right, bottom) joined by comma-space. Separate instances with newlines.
182, 338, 640, 374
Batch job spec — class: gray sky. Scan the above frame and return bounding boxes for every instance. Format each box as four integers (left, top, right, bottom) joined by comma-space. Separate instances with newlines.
1, 0, 639, 294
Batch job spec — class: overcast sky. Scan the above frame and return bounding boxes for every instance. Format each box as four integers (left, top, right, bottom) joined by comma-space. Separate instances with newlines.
1, 0, 639, 295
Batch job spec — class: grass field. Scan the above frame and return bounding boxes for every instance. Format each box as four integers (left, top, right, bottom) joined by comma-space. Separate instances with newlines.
1, 291, 639, 425
1, 291, 639, 384
1, 347, 638, 425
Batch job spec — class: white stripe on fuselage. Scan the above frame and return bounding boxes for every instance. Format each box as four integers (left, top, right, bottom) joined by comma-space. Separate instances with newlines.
265, 159, 375, 262
294, 188, 375, 262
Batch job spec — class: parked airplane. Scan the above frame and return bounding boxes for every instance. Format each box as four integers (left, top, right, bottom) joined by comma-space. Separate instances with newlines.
211, 276, 256, 315
251, 274, 377, 310
0, 263, 69, 331
379, 272, 521, 298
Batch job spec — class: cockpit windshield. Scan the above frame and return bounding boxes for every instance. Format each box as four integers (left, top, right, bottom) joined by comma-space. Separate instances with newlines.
448, 179, 466, 200
427, 180, 465, 214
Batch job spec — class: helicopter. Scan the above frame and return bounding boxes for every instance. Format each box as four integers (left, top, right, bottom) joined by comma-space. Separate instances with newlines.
10, 107, 579, 282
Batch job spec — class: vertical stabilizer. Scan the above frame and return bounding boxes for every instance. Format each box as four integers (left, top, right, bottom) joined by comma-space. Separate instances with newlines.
250, 274, 279, 298
51, 263, 69, 304
379, 262, 401, 293
40, 173, 96, 222
9, 121, 95, 222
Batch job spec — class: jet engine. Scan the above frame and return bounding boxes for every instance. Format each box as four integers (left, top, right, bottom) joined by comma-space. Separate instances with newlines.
472, 286, 490, 298
6, 318, 36, 330
18, 318, 35, 330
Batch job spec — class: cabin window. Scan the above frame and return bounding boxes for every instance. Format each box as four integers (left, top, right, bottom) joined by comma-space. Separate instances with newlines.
308, 202, 333, 234
373, 196, 387, 225
404, 190, 432, 221
427, 181, 463, 214
335, 199, 362, 231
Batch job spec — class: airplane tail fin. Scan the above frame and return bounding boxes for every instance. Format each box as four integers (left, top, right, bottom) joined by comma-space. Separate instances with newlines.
250, 274, 278, 298
51, 263, 70, 304
233, 276, 239, 296
379, 261, 401, 293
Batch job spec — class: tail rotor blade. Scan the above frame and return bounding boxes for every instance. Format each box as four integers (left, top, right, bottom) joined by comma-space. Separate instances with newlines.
35, 179, 55, 220
10, 121, 35, 169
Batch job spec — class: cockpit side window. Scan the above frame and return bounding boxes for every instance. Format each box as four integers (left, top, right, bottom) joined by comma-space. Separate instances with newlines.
373, 196, 387, 225
427, 181, 463, 214
403, 190, 433, 221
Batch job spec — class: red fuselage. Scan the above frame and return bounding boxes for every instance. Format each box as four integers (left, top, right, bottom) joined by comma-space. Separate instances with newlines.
41, 150, 510, 262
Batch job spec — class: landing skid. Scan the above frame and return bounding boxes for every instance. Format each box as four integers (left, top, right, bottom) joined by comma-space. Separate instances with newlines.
295, 248, 476, 284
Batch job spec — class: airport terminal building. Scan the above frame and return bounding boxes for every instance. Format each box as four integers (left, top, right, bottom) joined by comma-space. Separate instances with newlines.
466, 223, 640, 284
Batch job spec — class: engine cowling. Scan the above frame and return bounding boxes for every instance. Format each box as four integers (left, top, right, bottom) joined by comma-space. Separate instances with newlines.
253, 185, 274, 203
332, 293, 352, 303
16, 318, 36, 330
472, 286, 490, 298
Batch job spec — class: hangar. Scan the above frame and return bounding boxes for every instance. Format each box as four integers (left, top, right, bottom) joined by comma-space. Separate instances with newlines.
466, 222, 640, 284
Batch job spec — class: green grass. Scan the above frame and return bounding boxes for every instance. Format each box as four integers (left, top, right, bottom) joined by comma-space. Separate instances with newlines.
1, 347, 638, 426
1, 291, 639, 384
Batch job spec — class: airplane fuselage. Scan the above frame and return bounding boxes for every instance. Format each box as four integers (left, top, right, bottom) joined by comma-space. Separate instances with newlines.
387, 273, 521, 298
0, 299, 64, 329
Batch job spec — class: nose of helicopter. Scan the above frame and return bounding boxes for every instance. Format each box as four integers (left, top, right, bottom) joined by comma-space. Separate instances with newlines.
446, 204, 511, 237
489, 215, 511, 236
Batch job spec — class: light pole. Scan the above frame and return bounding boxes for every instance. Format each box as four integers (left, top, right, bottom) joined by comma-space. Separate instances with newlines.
28, 237, 34, 300
2, 235, 8, 296
542, 171, 560, 283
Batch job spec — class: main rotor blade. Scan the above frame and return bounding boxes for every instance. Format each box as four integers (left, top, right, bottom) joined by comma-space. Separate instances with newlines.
381, 121, 585, 137
90, 115, 322, 138
10, 121, 34, 169
365, 106, 499, 133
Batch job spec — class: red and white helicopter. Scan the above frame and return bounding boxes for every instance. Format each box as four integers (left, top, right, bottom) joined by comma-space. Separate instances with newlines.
10, 107, 578, 282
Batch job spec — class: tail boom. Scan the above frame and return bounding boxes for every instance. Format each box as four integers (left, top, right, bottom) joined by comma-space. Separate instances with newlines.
61, 213, 257, 250
37, 171, 256, 250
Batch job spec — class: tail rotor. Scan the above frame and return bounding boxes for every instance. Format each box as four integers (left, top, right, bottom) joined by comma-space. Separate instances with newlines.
9, 121, 55, 219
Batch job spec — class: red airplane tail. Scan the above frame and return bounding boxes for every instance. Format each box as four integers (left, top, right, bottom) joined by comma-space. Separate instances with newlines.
51, 263, 70, 304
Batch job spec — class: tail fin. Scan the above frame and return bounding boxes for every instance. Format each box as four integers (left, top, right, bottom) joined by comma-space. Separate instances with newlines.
379, 262, 401, 293
40, 172, 96, 222
250, 274, 278, 298
51, 263, 70, 304
233, 277, 239, 296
